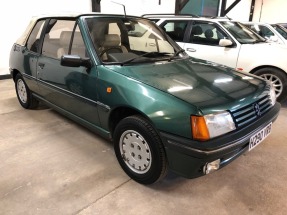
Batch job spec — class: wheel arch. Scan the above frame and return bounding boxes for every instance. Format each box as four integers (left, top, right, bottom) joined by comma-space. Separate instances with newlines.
108, 106, 153, 138
249, 65, 286, 75
249, 65, 287, 102
11, 68, 21, 81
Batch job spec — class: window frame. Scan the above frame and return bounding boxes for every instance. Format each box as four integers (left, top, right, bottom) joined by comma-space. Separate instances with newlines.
159, 20, 191, 43
26, 19, 47, 54
187, 20, 237, 48
31, 17, 88, 60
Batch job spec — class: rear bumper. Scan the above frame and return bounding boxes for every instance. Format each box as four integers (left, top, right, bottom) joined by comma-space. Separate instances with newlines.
160, 102, 281, 178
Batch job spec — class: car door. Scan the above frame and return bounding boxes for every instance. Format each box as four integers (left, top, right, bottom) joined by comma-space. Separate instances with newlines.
21, 20, 46, 93
183, 21, 240, 68
37, 19, 101, 127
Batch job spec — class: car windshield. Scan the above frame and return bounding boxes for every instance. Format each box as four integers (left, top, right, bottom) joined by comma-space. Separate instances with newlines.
84, 17, 187, 64
220, 21, 266, 44
271, 24, 287, 39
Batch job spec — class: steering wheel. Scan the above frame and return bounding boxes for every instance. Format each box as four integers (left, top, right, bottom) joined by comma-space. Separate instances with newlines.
99, 47, 123, 57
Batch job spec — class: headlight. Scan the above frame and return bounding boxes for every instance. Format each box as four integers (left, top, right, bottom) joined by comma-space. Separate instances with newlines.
269, 84, 276, 106
191, 111, 236, 141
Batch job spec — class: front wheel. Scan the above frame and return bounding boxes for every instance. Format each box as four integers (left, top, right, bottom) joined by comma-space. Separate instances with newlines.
113, 115, 167, 184
253, 67, 287, 102
15, 73, 39, 109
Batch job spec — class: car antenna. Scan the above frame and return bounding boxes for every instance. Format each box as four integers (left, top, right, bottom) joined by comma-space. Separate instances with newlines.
111, 1, 126, 18
225, 15, 232, 20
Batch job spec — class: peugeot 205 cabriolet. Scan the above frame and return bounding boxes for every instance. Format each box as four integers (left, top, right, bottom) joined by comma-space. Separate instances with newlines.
9, 13, 280, 184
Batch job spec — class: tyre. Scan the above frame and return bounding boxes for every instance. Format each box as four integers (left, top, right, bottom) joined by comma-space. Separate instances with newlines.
253, 67, 287, 102
15, 73, 39, 109
113, 115, 167, 184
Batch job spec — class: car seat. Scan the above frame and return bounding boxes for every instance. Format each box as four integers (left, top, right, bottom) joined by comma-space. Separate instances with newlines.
57, 31, 86, 59
99, 34, 128, 61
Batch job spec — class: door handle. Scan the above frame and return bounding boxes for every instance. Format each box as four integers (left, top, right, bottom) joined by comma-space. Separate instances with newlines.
38, 63, 45, 69
186, 48, 196, 52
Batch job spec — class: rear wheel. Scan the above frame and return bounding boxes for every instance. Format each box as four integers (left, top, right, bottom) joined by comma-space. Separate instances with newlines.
15, 74, 39, 109
253, 67, 287, 102
113, 115, 167, 184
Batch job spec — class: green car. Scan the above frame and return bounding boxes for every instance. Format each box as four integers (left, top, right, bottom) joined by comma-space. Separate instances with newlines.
9, 13, 280, 184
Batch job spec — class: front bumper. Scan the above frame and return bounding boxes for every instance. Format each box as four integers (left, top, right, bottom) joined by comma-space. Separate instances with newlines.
160, 102, 281, 178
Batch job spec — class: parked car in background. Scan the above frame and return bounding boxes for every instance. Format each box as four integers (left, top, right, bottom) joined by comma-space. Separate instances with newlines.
9, 13, 280, 184
242, 22, 287, 45
277, 23, 287, 29
271, 24, 287, 40
144, 14, 287, 102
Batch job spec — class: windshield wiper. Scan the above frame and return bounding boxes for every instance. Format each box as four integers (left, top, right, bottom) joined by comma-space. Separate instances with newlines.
168, 49, 185, 61
251, 40, 266, 44
120, 51, 170, 65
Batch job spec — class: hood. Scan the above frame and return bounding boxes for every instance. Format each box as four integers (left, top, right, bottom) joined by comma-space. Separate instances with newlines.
105, 58, 268, 113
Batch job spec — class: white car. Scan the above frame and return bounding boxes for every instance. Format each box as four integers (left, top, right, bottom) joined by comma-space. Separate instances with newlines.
243, 22, 287, 46
144, 15, 287, 102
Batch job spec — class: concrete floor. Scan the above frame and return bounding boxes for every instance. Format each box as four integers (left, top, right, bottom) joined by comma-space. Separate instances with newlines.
1, 78, 287, 215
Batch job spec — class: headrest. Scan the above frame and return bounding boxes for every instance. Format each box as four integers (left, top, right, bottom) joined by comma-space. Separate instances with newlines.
60, 31, 84, 47
191, 26, 203, 35
72, 32, 84, 47
205, 29, 214, 39
102, 34, 121, 47
60, 31, 72, 47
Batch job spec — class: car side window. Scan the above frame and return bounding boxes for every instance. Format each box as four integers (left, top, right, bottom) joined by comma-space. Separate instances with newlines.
26, 20, 45, 53
259, 26, 275, 38
41, 19, 86, 59
272, 25, 287, 39
70, 25, 87, 58
189, 22, 228, 46
247, 25, 275, 38
161, 21, 188, 42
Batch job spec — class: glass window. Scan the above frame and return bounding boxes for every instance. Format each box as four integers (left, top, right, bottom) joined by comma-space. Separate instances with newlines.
220, 21, 265, 44
246, 24, 275, 39
42, 19, 83, 59
272, 24, 287, 40
70, 25, 87, 58
161, 21, 188, 42
189, 22, 228, 46
27, 20, 45, 53
85, 17, 183, 64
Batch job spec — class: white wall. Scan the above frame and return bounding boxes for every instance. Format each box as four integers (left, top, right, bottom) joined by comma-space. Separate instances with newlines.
223, 0, 287, 23
101, 0, 175, 16
253, 0, 287, 23
224, 0, 252, 21
0, 0, 175, 75
0, 0, 91, 75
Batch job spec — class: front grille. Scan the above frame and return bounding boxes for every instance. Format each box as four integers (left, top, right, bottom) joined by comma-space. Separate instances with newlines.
230, 95, 272, 128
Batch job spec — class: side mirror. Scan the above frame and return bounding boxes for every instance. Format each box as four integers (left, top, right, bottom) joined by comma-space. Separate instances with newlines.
219, 38, 233, 47
61, 55, 92, 68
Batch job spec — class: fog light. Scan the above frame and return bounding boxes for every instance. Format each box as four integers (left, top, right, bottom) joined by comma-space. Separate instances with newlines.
204, 159, 221, 174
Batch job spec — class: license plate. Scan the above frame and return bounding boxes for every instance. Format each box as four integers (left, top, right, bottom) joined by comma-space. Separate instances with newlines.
249, 122, 272, 151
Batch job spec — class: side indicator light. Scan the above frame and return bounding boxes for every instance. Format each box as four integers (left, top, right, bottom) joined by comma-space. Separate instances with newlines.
191, 116, 210, 141
107, 87, 112, 93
